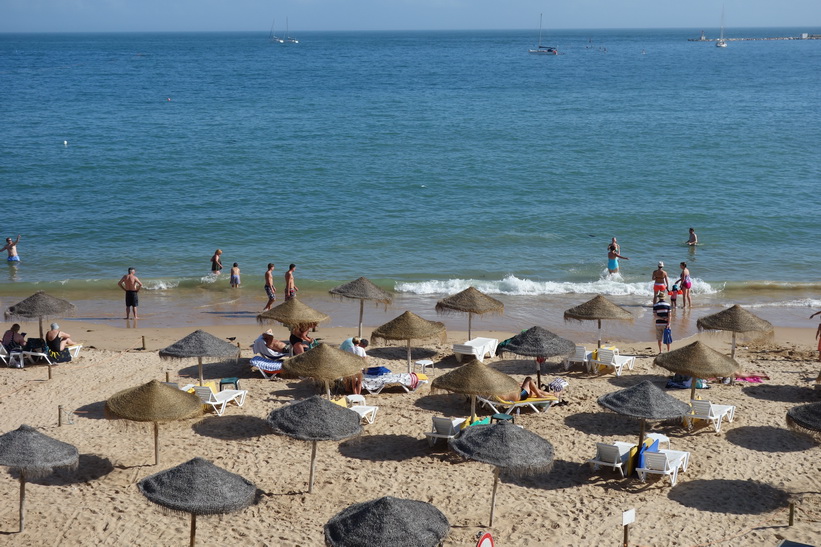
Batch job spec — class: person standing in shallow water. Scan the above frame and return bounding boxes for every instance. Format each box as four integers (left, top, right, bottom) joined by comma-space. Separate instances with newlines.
210, 249, 223, 274
1, 235, 20, 262
677, 262, 693, 308
686, 228, 698, 246
607, 244, 628, 274
651, 262, 669, 305
118, 267, 143, 320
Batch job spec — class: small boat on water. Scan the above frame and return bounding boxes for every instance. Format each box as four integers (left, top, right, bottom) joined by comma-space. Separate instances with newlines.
283, 17, 299, 44
529, 14, 558, 55
716, 6, 727, 48
269, 19, 284, 43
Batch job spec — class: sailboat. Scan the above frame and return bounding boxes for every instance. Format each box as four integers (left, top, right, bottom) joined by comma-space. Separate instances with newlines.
529, 14, 558, 55
284, 17, 299, 44
269, 19, 284, 43
716, 6, 727, 48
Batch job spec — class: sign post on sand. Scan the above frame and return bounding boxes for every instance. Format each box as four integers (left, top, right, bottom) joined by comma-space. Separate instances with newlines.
622, 508, 635, 547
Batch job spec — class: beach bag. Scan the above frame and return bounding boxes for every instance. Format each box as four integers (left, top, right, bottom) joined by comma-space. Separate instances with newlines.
662, 327, 673, 345
548, 378, 569, 394
24, 338, 46, 353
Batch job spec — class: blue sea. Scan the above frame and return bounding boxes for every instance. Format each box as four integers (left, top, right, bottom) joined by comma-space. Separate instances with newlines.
1, 28, 820, 340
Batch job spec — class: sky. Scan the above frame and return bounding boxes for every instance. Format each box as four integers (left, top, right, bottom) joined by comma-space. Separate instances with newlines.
1, 0, 820, 33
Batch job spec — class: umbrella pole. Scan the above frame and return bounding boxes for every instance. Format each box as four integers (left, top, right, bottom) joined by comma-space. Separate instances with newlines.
154, 422, 160, 466
325, 381, 331, 400
39, 317, 44, 340
470, 395, 477, 423
19, 471, 26, 533
597, 319, 602, 348
468, 313, 473, 341
489, 467, 500, 527
638, 419, 646, 449
358, 300, 365, 339
406, 340, 412, 374
535, 359, 541, 387
308, 440, 318, 494
190, 513, 196, 547
689, 381, 698, 402
47, 364, 53, 380
730, 332, 738, 385
198, 357, 204, 386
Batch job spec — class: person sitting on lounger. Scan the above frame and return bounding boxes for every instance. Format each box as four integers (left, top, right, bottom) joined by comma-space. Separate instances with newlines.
2, 323, 26, 351
252, 331, 290, 359
511, 376, 552, 401
46, 323, 76, 352
289, 323, 316, 355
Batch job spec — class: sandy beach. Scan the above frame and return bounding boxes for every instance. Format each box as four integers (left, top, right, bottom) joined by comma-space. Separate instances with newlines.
1, 321, 820, 546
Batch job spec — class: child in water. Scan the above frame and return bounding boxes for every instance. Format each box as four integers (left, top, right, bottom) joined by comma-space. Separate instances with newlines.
230, 263, 241, 288
669, 284, 680, 309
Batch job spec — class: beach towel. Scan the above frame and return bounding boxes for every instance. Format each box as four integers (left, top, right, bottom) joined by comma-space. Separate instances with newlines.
249, 356, 284, 373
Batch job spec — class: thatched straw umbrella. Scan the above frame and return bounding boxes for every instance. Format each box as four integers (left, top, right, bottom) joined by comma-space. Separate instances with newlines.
329, 277, 392, 338
786, 402, 821, 443
435, 287, 503, 340
256, 297, 330, 329
653, 341, 740, 401
564, 295, 633, 348
372, 311, 446, 373
449, 422, 554, 527
138, 457, 256, 547
500, 326, 575, 386
267, 396, 362, 494
283, 343, 369, 399
4, 291, 76, 340
0, 425, 79, 532
324, 496, 450, 547
696, 305, 774, 360
431, 359, 520, 423
598, 380, 691, 448
159, 330, 240, 386
106, 380, 202, 466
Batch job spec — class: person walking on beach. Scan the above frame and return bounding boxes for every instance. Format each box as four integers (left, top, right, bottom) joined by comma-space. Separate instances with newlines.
285, 264, 298, 301
118, 267, 143, 320
230, 263, 241, 288
677, 262, 693, 308
210, 249, 223, 274
686, 228, 698, 246
262, 263, 277, 311
651, 262, 669, 305
607, 244, 629, 274
1, 235, 21, 262
653, 292, 672, 353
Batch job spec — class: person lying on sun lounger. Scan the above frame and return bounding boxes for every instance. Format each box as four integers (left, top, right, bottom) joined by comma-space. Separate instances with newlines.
252, 331, 290, 359
510, 376, 552, 401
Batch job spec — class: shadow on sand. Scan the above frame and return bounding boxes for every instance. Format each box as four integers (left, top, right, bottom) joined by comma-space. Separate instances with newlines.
193, 415, 271, 441
724, 425, 817, 453
338, 434, 427, 462
668, 479, 790, 514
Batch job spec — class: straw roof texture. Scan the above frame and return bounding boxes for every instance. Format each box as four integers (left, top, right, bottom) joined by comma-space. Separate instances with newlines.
696, 305, 774, 334
329, 277, 392, 304
138, 457, 256, 516
256, 298, 330, 328
5, 291, 76, 320
653, 341, 740, 379
501, 326, 575, 358
0, 425, 79, 479
283, 343, 368, 383
786, 402, 821, 441
158, 330, 240, 360
598, 380, 691, 420
106, 380, 203, 423
435, 287, 503, 316
431, 359, 520, 398
371, 311, 446, 343
564, 295, 632, 322
324, 496, 450, 547
449, 422, 555, 475
267, 396, 362, 442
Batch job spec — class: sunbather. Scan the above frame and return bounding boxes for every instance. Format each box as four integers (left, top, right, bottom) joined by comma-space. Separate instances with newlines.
511, 376, 552, 400
46, 323, 76, 352
289, 323, 316, 355
2, 323, 25, 351
252, 331, 289, 359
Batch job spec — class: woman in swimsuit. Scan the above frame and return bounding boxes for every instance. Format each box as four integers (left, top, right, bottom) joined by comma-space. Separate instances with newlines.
651, 262, 669, 304
677, 262, 693, 308
607, 244, 628, 274
211, 249, 223, 274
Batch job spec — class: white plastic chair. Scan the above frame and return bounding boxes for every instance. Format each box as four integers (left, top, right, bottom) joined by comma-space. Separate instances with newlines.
345, 394, 378, 424
590, 348, 635, 376
636, 449, 690, 486
193, 386, 247, 416
685, 400, 736, 432
564, 345, 592, 371
587, 441, 634, 477
424, 416, 466, 447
